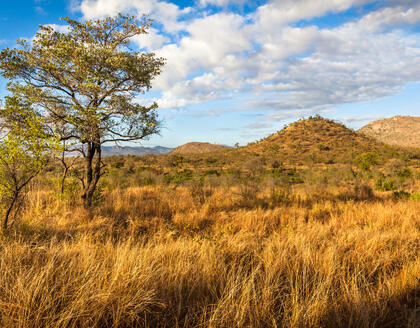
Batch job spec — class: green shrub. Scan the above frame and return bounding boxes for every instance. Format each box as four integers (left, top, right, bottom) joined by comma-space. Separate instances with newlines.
355, 152, 378, 171
375, 177, 396, 191
411, 193, 420, 201
397, 168, 412, 179
173, 169, 193, 184
392, 191, 411, 200
111, 160, 125, 169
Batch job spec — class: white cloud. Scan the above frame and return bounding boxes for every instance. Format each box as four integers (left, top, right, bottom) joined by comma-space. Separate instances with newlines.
80, 0, 191, 33
153, 12, 251, 91
77, 0, 420, 124
357, 5, 420, 31
254, 0, 373, 33
45, 24, 70, 33
198, 0, 246, 7
131, 27, 169, 50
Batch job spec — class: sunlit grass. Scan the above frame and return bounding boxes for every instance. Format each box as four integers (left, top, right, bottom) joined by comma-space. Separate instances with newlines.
0, 184, 418, 327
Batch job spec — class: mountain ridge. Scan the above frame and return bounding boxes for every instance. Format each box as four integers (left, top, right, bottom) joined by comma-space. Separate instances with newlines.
102, 145, 173, 157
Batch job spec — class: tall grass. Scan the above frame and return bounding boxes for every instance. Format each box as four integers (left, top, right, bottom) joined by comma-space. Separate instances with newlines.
0, 184, 418, 327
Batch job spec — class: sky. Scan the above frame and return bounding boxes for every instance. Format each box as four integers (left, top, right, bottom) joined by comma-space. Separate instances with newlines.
0, 0, 419, 148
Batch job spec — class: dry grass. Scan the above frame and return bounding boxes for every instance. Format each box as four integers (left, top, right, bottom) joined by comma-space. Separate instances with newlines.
0, 184, 418, 328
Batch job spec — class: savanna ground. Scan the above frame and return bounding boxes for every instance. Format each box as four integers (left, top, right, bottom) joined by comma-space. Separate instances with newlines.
1, 119, 420, 328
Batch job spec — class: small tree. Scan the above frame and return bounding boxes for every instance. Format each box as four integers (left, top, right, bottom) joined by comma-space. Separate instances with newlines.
0, 97, 58, 229
0, 14, 164, 207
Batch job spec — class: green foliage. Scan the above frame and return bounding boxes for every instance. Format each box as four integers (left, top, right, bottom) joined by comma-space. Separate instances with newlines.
285, 169, 304, 184
397, 168, 412, 179
375, 177, 397, 191
355, 152, 379, 171
0, 13, 164, 207
167, 155, 184, 167
173, 169, 193, 184
111, 161, 125, 169
392, 190, 411, 200
0, 97, 59, 227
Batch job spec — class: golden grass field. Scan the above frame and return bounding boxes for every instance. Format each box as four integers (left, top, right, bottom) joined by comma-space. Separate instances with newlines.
0, 118, 419, 327
0, 182, 418, 328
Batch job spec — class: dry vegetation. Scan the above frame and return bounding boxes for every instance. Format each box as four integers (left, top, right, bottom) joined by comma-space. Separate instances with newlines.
0, 117, 419, 327
170, 142, 230, 155
359, 116, 420, 148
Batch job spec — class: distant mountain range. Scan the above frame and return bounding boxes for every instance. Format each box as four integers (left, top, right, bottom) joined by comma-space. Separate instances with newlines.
359, 116, 420, 148
102, 145, 173, 156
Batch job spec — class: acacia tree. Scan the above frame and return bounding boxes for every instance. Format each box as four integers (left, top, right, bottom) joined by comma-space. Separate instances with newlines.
0, 97, 58, 229
0, 14, 164, 207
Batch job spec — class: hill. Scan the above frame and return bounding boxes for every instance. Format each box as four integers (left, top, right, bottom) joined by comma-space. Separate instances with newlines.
359, 116, 420, 148
102, 146, 173, 157
170, 142, 230, 154
240, 116, 412, 165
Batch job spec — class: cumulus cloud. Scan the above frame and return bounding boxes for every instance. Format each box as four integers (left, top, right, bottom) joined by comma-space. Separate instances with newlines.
77, 0, 420, 125
80, 0, 191, 33
198, 0, 247, 7
131, 27, 169, 50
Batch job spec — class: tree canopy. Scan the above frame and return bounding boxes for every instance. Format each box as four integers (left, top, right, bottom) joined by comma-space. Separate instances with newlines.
0, 14, 165, 207
0, 97, 58, 228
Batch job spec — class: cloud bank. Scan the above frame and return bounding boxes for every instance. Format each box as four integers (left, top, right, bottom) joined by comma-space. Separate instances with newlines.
76, 0, 420, 125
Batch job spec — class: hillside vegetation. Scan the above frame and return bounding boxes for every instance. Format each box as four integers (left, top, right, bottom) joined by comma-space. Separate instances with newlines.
0, 116, 419, 327
240, 116, 413, 165
171, 142, 230, 154
359, 116, 420, 148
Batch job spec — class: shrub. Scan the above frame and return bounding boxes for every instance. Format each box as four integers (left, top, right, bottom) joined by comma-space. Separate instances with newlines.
410, 193, 420, 201
111, 160, 125, 169
376, 177, 397, 191
397, 168, 412, 179
355, 152, 378, 171
392, 191, 411, 200
173, 169, 193, 185
317, 144, 330, 151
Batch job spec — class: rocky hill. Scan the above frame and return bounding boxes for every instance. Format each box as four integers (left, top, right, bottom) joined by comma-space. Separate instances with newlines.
102, 146, 173, 156
170, 142, 230, 155
359, 116, 420, 148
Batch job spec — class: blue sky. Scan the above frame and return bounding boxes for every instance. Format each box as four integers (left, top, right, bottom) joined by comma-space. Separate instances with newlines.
1, 0, 420, 148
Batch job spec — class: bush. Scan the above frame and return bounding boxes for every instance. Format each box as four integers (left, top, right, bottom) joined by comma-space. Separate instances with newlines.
111, 160, 125, 169
355, 152, 378, 171
376, 177, 396, 191
410, 193, 420, 201
172, 169, 193, 185
392, 191, 411, 200
397, 168, 412, 179
317, 144, 330, 151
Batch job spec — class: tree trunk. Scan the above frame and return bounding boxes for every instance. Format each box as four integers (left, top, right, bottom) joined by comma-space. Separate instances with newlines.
3, 192, 18, 230
60, 166, 69, 196
82, 142, 102, 208
60, 146, 69, 196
